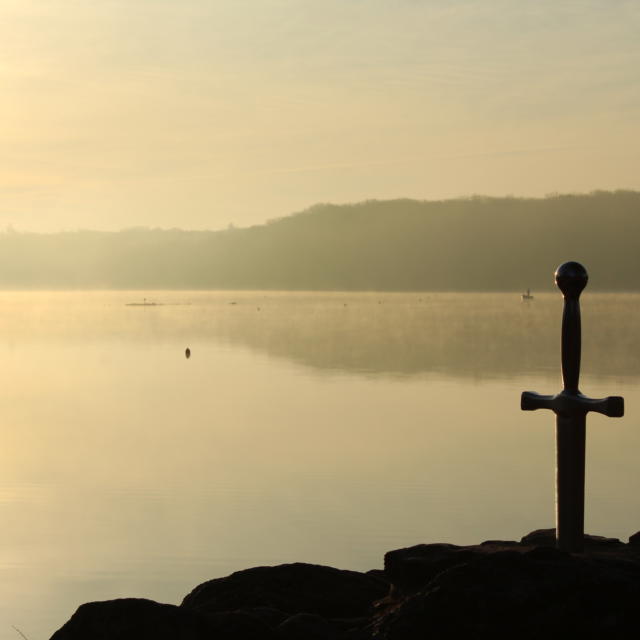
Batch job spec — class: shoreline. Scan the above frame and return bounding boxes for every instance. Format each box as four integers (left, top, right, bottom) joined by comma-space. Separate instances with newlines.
51, 528, 640, 639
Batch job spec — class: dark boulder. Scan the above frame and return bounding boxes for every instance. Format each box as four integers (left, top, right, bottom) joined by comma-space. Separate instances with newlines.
521, 528, 623, 549
239, 605, 289, 628
181, 562, 389, 619
384, 543, 478, 595
385, 530, 632, 597
203, 610, 278, 639
50, 598, 277, 640
49, 598, 212, 640
519, 527, 557, 546
375, 540, 640, 639
277, 612, 336, 640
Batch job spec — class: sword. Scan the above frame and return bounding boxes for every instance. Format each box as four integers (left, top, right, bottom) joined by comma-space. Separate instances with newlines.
521, 261, 624, 552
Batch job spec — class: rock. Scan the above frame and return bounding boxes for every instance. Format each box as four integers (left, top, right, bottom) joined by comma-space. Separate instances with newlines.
329, 616, 371, 640
384, 543, 475, 595
50, 598, 277, 640
479, 539, 519, 546
583, 534, 623, 546
49, 598, 212, 640
520, 528, 557, 546
375, 541, 640, 639
384, 539, 533, 596
520, 528, 624, 549
240, 606, 289, 628
277, 612, 336, 640
629, 531, 640, 545
203, 610, 278, 639
181, 562, 389, 619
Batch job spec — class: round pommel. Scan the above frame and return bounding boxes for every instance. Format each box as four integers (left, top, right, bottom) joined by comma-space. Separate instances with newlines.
555, 261, 588, 297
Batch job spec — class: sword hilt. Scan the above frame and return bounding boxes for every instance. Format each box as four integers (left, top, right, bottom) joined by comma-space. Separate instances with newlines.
555, 262, 588, 393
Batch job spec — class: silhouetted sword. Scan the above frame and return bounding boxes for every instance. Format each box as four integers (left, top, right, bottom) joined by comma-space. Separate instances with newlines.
521, 261, 624, 553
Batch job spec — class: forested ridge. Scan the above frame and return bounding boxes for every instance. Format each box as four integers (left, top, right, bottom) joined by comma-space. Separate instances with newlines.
0, 191, 638, 291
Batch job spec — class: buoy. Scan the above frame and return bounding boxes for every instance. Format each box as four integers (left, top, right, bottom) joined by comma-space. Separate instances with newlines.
185, 348, 191, 359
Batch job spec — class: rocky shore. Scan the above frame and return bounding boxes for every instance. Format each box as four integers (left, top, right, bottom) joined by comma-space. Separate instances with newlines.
51, 529, 640, 639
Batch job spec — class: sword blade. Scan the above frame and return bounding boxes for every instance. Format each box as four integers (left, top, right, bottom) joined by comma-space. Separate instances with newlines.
555, 412, 586, 552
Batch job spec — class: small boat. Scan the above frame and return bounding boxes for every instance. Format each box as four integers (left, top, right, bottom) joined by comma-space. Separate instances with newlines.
125, 298, 161, 307
521, 288, 534, 301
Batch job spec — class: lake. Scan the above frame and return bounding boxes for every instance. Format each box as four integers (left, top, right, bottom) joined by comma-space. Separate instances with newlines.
0, 291, 638, 639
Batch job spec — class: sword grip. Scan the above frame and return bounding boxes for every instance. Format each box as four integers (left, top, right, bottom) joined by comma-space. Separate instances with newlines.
560, 297, 581, 392
555, 262, 588, 393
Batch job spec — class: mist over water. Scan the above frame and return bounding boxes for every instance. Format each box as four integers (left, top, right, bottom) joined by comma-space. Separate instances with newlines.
0, 291, 638, 638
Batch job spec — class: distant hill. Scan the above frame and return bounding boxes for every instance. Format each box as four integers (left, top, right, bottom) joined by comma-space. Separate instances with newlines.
0, 191, 639, 290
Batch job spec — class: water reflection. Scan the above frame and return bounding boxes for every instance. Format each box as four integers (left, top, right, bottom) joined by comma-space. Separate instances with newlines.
1, 291, 636, 379
214, 293, 640, 380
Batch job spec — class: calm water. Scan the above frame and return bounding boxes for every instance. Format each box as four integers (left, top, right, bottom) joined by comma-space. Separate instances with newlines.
0, 291, 638, 639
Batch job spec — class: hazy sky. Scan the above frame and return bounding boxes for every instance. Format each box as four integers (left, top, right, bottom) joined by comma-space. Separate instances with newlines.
2, 0, 639, 231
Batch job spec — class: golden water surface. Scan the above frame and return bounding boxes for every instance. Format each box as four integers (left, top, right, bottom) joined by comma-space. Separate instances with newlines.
0, 291, 637, 639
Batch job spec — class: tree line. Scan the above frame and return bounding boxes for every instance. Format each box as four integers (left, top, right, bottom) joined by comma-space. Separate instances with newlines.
0, 190, 638, 290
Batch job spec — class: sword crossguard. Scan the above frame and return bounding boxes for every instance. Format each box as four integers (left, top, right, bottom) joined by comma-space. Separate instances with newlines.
521, 390, 624, 418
